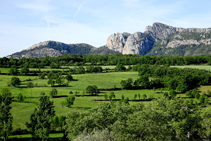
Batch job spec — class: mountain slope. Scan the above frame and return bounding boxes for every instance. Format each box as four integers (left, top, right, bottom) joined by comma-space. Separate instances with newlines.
7, 41, 119, 59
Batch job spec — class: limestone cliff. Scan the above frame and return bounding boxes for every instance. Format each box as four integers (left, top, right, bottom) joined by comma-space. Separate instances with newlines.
106, 22, 211, 56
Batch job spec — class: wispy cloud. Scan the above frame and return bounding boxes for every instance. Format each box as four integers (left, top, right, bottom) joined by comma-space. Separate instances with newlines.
17, 0, 54, 13
73, 1, 86, 19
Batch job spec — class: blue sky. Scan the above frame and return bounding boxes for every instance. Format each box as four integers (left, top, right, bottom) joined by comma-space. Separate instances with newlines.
1, 0, 211, 57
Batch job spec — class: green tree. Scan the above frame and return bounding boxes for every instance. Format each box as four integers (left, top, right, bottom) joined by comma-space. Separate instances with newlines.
86, 85, 98, 95
120, 78, 133, 89
109, 92, 115, 101
62, 96, 75, 107
186, 91, 193, 98
52, 116, 59, 130
138, 93, 140, 99
17, 93, 25, 102
199, 93, 207, 104
48, 79, 55, 87
0, 88, 13, 141
121, 95, 125, 100
56, 77, 63, 85
38, 73, 45, 79
26, 94, 55, 141
20, 66, 30, 75
134, 75, 150, 88
134, 94, 137, 100
192, 88, 199, 98
104, 93, 108, 101
65, 73, 73, 82
10, 77, 21, 87
143, 94, 147, 100
169, 89, 177, 98
49, 89, 58, 97
9, 66, 18, 75
58, 115, 66, 131
114, 63, 126, 71
27, 82, 34, 97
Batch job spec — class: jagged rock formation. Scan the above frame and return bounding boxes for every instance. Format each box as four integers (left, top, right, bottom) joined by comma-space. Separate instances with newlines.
106, 22, 211, 56
107, 32, 131, 53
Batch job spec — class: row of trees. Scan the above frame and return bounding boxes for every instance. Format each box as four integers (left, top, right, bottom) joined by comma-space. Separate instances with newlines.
2, 54, 211, 68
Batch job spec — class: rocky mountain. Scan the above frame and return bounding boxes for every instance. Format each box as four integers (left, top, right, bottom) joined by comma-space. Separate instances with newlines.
7, 22, 211, 58
7, 41, 119, 59
107, 22, 211, 56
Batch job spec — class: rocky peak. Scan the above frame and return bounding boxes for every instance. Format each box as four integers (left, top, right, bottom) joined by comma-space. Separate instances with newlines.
145, 22, 177, 40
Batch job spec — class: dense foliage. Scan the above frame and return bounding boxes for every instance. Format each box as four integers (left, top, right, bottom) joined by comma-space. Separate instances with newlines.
0, 88, 13, 141
130, 64, 211, 93
65, 97, 211, 140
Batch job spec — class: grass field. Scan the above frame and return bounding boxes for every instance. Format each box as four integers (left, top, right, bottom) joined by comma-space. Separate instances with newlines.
1, 66, 211, 132
0, 71, 143, 130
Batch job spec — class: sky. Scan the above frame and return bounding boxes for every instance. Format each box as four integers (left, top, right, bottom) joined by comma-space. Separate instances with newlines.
1, 0, 211, 57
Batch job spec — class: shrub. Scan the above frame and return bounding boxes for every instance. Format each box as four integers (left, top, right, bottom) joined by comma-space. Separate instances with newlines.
49, 89, 58, 97
17, 93, 25, 102
61, 96, 75, 107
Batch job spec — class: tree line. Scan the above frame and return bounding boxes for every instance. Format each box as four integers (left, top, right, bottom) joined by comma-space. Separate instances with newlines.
2, 54, 211, 68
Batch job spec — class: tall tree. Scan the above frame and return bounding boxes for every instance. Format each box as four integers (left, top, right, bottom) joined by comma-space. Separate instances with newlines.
0, 88, 13, 141
26, 93, 55, 141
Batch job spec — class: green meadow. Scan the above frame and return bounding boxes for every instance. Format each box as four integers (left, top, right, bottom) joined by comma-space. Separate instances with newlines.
1, 65, 211, 132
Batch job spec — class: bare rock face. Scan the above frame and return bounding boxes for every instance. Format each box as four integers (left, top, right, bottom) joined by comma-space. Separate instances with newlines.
145, 22, 177, 40
123, 32, 155, 55
106, 22, 178, 55
106, 32, 131, 52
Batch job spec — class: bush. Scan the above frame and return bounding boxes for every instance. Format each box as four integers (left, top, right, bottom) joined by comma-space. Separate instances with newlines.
169, 89, 177, 98
17, 93, 26, 102
49, 89, 58, 97
61, 96, 75, 107
186, 91, 193, 98
163, 92, 168, 98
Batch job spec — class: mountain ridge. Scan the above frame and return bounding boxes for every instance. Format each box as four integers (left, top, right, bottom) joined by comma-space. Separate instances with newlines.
7, 22, 211, 58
